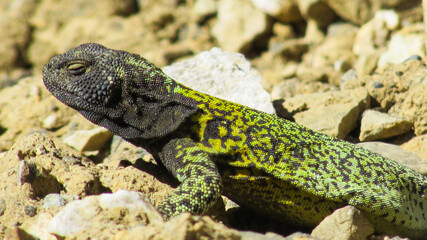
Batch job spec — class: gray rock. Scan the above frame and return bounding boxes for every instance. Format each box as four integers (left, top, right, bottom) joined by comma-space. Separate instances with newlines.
357, 142, 427, 175
282, 88, 370, 138
43, 194, 67, 208
163, 47, 275, 114
359, 110, 412, 141
311, 206, 374, 240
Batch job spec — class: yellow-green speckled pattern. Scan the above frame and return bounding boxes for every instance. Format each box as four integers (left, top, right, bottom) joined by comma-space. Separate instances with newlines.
43, 43, 427, 239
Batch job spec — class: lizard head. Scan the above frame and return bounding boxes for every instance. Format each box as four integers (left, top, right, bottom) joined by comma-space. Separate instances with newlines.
43, 43, 198, 139
43, 43, 125, 114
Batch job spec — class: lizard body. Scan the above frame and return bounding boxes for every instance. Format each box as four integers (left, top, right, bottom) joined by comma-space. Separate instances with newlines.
43, 43, 427, 239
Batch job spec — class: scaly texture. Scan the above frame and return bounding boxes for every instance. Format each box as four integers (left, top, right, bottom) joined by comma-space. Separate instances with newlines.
43, 43, 427, 239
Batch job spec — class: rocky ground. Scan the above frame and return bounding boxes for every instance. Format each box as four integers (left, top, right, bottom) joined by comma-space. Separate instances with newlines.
0, 0, 426, 239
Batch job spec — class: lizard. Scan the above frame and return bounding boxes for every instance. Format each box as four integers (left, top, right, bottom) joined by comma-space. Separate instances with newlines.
42, 43, 427, 239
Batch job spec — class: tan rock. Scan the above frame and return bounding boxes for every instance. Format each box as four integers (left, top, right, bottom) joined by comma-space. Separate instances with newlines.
0, 0, 36, 71
312, 206, 374, 240
297, 0, 336, 27
353, 10, 399, 56
401, 134, 427, 161
301, 23, 358, 86
62, 127, 113, 153
321, 0, 380, 25
282, 88, 370, 138
0, 133, 100, 239
115, 213, 240, 240
251, 0, 302, 23
212, 0, 269, 53
359, 110, 412, 141
343, 58, 427, 135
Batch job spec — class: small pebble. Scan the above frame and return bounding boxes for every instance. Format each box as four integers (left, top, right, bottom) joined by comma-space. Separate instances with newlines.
372, 82, 384, 89
43, 194, 67, 208
24, 205, 37, 217
0, 199, 6, 216
402, 55, 422, 63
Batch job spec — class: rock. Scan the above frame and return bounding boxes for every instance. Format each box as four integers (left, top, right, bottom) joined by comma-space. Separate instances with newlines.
353, 51, 381, 77
105, 135, 151, 165
251, 0, 302, 23
343, 58, 427, 135
31, 0, 138, 28
115, 213, 240, 240
300, 23, 358, 86
212, 0, 269, 53
377, 25, 425, 68
0, 132, 103, 237
42, 113, 60, 130
0, 0, 36, 71
357, 142, 427, 175
401, 134, 427, 161
24, 212, 56, 240
282, 88, 370, 138
0, 199, 6, 216
274, 38, 310, 61
240, 231, 294, 240
42, 194, 68, 208
163, 47, 275, 114
62, 127, 113, 153
304, 19, 326, 44
353, 10, 399, 56
352, 10, 400, 77
0, 77, 77, 151
321, 0, 378, 25
359, 110, 412, 141
311, 206, 374, 240
271, 78, 336, 100
48, 190, 163, 238
193, 0, 218, 17
297, 0, 336, 27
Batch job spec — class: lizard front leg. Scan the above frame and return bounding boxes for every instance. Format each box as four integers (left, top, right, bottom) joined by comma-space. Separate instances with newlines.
157, 138, 222, 219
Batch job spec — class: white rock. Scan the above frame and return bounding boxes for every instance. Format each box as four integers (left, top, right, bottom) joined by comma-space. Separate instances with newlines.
163, 47, 275, 114
378, 29, 425, 67
353, 10, 397, 56
42, 113, 59, 129
48, 195, 97, 236
48, 190, 162, 237
374, 10, 400, 30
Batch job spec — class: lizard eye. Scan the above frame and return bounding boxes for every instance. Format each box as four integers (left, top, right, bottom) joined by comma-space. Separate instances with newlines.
67, 62, 88, 76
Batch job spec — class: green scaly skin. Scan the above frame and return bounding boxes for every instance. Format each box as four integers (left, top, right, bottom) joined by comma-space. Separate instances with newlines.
43, 43, 427, 239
